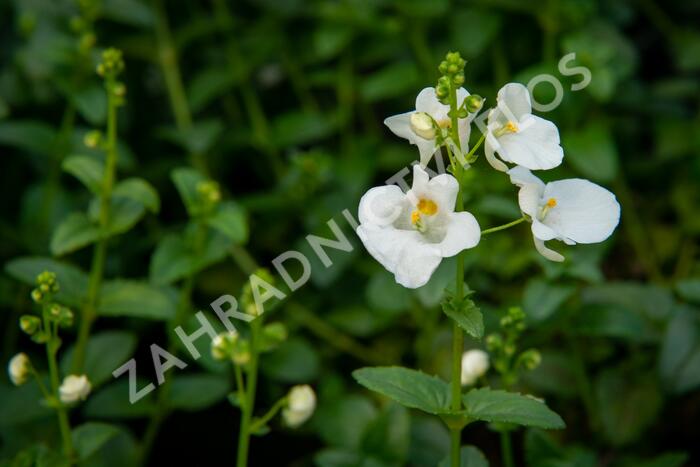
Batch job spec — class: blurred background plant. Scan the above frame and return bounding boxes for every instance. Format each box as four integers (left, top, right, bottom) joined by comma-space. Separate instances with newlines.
0, 0, 699, 466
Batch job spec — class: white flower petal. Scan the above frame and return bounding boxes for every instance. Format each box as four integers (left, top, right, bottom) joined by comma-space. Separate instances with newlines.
508, 166, 545, 217
384, 112, 414, 141
358, 185, 406, 226
484, 138, 509, 172
534, 237, 565, 262
438, 211, 481, 257
497, 83, 532, 121
407, 165, 459, 214
532, 219, 558, 241
416, 87, 448, 119
543, 179, 621, 244
497, 115, 563, 170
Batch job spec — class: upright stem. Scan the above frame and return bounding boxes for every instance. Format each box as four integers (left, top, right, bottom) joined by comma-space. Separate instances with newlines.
43, 305, 74, 460
448, 79, 465, 467
237, 318, 261, 467
72, 74, 119, 373
500, 431, 515, 467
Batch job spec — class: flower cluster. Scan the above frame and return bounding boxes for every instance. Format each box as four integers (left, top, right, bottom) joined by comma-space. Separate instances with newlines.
357, 52, 620, 288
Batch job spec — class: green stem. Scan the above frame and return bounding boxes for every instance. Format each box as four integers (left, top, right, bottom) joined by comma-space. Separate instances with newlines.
152, 0, 208, 174
448, 77, 465, 467
481, 217, 526, 235
43, 304, 74, 460
500, 431, 515, 467
72, 75, 119, 373
236, 318, 261, 467
249, 396, 288, 433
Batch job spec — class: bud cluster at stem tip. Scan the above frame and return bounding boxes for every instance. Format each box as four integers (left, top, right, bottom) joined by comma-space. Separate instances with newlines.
97, 48, 124, 78
436, 51, 466, 105
31, 271, 59, 304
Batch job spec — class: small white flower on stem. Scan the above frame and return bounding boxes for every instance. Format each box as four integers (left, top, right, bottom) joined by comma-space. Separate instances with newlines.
59, 374, 91, 404
508, 166, 620, 261
283, 385, 316, 428
384, 87, 474, 167
8, 353, 31, 386
357, 165, 481, 289
485, 83, 563, 172
461, 349, 490, 385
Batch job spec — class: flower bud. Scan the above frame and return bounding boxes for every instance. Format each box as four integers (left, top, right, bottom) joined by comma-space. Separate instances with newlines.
409, 112, 436, 140
8, 353, 31, 386
84, 130, 102, 148
19, 315, 41, 335
31, 289, 43, 304
464, 94, 483, 113
197, 180, 221, 207
211, 331, 251, 365
50, 305, 74, 328
485, 333, 502, 351
519, 349, 542, 370
36, 271, 59, 294
283, 385, 316, 427
59, 375, 92, 404
460, 349, 490, 385
261, 322, 288, 352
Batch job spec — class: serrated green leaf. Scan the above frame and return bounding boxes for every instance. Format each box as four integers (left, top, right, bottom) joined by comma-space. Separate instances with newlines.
72, 422, 121, 461
62, 155, 104, 193
353, 367, 450, 415
4, 256, 88, 307
442, 291, 483, 339
462, 388, 565, 429
113, 178, 160, 213
50, 212, 100, 255
97, 280, 175, 320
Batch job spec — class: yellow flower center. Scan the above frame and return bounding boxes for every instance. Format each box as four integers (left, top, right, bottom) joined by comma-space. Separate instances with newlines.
411, 211, 421, 224
437, 118, 451, 129
505, 121, 519, 133
546, 198, 557, 208
539, 197, 557, 220
417, 198, 438, 215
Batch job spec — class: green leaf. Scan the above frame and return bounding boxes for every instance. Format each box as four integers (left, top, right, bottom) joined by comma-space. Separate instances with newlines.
4, 256, 88, 307
171, 167, 207, 217
361, 403, 410, 464
523, 279, 575, 323
50, 212, 100, 255
72, 422, 121, 461
0, 383, 52, 427
60, 331, 137, 387
188, 67, 240, 114
659, 305, 700, 394
582, 282, 673, 321
84, 380, 155, 419
62, 155, 104, 193
206, 201, 248, 244
462, 388, 565, 429
438, 445, 489, 467
97, 280, 175, 320
88, 197, 147, 237
451, 8, 501, 59
595, 367, 662, 445
676, 278, 700, 304
575, 304, 658, 342
442, 288, 483, 339
113, 178, 160, 213
353, 367, 450, 415
168, 374, 230, 411
261, 337, 320, 383
366, 271, 412, 312
562, 122, 619, 182
360, 62, 420, 102
315, 395, 378, 450
72, 85, 107, 125
149, 229, 231, 285
0, 120, 57, 155
271, 111, 337, 148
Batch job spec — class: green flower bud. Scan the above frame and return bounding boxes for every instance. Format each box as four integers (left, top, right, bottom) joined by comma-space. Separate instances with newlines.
464, 94, 483, 113
438, 61, 448, 74
50, 305, 74, 328
84, 130, 102, 148
504, 343, 516, 356
97, 48, 125, 78
113, 82, 126, 98
485, 334, 502, 351
20, 315, 41, 335
31, 289, 43, 304
263, 322, 288, 343
519, 349, 542, 370
452, 72, 465, 86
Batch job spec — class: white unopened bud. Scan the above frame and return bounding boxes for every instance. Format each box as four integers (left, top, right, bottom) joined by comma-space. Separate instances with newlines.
59, 374, 91, 404
8, 353, 31, 386
410, 112, 436, 140
282, 384, 316, 428
461, 349, 490, 386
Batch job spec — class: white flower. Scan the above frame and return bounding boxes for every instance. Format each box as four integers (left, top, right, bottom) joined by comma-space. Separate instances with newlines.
461, 349, 490, 385
384, 87, 475, 167
509, 166, 620, 261
59, 374, 92, 404
357, 165, 481, 289
8, 353, 30, 386
283, 384, 316, 428
484, 83, 563, 172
